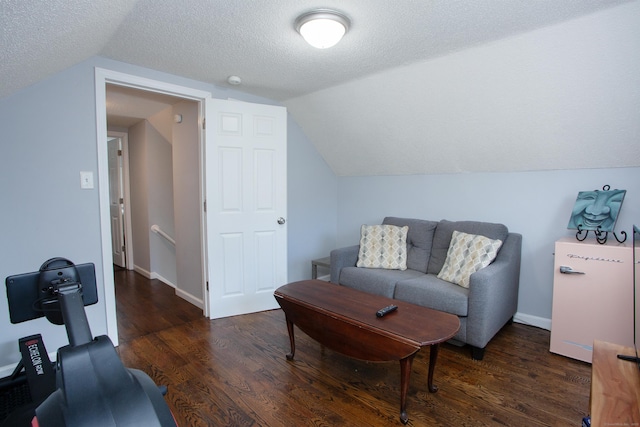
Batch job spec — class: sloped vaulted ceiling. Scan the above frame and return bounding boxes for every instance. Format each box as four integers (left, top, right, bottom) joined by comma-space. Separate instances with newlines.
2, 0, 638, 175
283, 2, 640, 175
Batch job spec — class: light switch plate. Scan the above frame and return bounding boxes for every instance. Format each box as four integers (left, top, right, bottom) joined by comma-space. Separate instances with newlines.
80, 171, 94, 189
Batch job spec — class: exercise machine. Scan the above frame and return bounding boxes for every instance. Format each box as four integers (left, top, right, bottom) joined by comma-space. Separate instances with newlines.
2, 258, 177, 426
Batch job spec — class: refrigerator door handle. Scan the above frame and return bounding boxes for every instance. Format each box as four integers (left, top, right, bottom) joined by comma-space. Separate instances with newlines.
559, 265, 585, 275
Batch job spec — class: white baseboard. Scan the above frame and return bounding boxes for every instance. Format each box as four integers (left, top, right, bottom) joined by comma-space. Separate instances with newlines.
133, 265, 176, 288
176, 287, 204, 309
151, 272, 176, 289
132, 264, 202, 309
133, 264, 152, 279
513, 312, 551, 331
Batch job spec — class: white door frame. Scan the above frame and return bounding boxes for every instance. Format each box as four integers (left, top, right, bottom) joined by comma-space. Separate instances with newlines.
95, 68, 211, 345
107, 131, 133, 270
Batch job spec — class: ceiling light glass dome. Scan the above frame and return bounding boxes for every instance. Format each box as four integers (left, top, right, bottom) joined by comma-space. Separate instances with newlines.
295, 10, 350, 49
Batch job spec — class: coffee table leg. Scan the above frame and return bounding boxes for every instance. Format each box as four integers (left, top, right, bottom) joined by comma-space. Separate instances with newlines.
428, 343, 440, 393
285, 316, 296, 361
399, 353, 416, 424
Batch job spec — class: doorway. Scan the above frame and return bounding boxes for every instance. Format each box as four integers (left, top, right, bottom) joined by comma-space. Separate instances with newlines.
106, 86, 204, 300
95, 69, 289, 345
107, 132, 131, 269
96, 68, 211, 344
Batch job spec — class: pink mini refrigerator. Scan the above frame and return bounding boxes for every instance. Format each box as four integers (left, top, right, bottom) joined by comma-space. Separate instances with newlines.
550, 237, 633, 363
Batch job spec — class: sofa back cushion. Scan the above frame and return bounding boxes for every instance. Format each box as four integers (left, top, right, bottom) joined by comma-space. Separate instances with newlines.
382, 217, 438, 273
427, 220, 509, 275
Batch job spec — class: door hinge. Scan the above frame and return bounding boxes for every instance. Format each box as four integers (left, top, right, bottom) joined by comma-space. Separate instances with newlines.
119, 197, 124, 204
202, 118, 206, 130
122, 245, 125, 251
206, 281, 209, 291
203, 200, 207, 212
117, 149, 122, 156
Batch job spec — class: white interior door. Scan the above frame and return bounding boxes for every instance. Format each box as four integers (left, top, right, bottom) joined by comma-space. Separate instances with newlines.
108, 136, 126, 268
205, 98, 287, 319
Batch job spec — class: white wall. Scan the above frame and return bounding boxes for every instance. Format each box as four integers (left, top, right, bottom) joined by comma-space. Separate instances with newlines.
128, 110, 177, 286
146, 109, 177, 286
172, 100, 204, 305
126, 100, 203, 306
286, 118, 340, 280
128, 120, 151, 272
0, 60, 106, 367
336, 167, 640, 328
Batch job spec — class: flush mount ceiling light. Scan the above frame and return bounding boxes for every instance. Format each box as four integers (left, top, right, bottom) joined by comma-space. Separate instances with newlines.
295, 9, 350, 49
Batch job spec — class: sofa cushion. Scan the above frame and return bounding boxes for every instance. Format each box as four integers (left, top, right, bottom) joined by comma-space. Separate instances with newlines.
357, 224, 408, 270
339, 266, 424, 298
437, 231, 503, 288
394, 275, 469, 316
427, 220, 509, 275
382, 217, 438, 273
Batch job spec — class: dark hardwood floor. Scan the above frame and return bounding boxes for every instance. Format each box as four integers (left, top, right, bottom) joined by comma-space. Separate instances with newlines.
114, 268, 204, 343
114, 270, 592, 426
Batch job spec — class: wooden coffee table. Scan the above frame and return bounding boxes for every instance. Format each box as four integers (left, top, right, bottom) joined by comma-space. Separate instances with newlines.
274, 280, 460, 424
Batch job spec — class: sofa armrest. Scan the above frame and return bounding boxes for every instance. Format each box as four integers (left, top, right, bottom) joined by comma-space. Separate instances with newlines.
330, 245, 360, 284
466, 233, 522, 349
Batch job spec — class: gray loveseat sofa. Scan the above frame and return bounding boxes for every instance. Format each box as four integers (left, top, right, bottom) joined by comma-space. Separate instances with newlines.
330, 217, 522, 360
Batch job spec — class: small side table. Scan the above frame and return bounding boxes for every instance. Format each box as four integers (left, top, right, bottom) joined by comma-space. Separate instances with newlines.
311, 256, 331, 280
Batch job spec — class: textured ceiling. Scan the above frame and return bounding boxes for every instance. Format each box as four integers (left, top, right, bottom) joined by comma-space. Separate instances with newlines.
2, 0, 637, 176
1, 0, 632, 101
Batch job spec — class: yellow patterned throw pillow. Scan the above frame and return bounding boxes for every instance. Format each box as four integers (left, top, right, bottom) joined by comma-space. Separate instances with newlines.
357, 224, 409, 270
437, 230, 503, 288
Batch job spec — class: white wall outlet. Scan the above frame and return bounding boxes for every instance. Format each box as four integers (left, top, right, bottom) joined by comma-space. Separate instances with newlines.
80, 171, 94, 189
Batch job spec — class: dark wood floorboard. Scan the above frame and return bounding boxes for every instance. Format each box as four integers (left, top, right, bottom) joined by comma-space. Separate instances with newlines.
114, 272, 591, 426
114, 268, 204, 343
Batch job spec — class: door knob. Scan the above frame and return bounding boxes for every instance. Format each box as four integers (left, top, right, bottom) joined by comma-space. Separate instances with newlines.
559, 266, 585, 274
277, 217, 286, 225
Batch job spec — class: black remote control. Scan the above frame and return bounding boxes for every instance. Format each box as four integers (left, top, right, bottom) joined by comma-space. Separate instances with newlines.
376, 305, 398, 318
